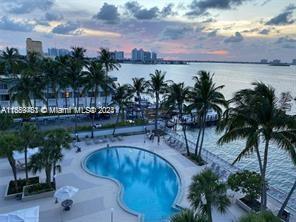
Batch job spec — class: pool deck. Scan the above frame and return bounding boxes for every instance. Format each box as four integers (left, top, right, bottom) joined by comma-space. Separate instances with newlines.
0, 134, 246, 222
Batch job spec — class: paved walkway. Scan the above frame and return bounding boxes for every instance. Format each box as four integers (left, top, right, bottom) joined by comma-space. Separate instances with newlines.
0, 134, 246, 222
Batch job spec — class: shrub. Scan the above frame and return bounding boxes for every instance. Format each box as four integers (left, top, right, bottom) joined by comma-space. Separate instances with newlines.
239, 211, 281, 222
7, 177, 39, 195
23, 182, 55, 196
227, 170, 262, 203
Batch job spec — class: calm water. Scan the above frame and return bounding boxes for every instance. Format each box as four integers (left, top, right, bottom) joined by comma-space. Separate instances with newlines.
111, 63, 296, 195
84, 147, 180, 222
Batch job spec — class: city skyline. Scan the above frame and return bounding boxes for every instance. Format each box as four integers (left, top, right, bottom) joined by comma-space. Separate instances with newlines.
0, 0, 296, 61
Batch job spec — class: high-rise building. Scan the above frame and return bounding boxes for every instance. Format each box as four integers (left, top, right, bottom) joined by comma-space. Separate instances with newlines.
292, 59, 296, 65
111, 51, 124, 61
48, 48, 71, 57
131, 48, 157, 62
131, 49, 137, 61
152, 52, 157, 61
26, 38, 43, 56
260, 59, 268, 64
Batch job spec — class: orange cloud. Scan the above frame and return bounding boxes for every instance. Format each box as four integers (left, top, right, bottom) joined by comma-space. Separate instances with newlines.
206, 50, 229, 55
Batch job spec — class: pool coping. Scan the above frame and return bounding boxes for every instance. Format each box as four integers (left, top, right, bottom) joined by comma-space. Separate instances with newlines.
81, 145, 184, 222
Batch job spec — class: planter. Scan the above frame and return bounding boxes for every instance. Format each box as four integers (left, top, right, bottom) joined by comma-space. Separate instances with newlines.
4, 177, 39, 200
4, 184, 22, 200
22, 183, 55, 201
236, 198, 260, 213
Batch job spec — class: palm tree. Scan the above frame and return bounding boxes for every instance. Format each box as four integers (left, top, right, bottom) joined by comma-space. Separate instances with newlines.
43, 129, 72, 182
18, 123, 40, 182
188, 71, 227, 157
29, 143, 58, 186
83, 60, 108, 138
42, 58, 61, 108
0, 133, 21, 191
99, 48, 120, 106
188, 169, 230, 222
218, 82, 296, 210
9, 74, 33, 106
22, 52, 45, 107
64, 47, 86, 139
0, 47, 22, 76
111, 84, 133, 136
130, 77, 148, 120
164, 82, 191, 155
170, 209, 208, 222
148, 70, 168, 143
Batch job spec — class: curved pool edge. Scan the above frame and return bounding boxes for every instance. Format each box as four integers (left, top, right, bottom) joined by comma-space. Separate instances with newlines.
81, 145, 184, 222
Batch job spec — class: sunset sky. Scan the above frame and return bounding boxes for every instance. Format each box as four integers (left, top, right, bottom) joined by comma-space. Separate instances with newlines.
0, 0, 295, 62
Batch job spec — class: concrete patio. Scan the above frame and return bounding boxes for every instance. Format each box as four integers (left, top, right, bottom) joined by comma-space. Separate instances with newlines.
0, 134, 246, 222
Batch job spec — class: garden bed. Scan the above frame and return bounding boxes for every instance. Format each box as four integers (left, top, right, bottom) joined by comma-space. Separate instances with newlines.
186, 153, 207, 166
5, 177, 39, 200
236, 197, 261, 212
22, 182, 55, 201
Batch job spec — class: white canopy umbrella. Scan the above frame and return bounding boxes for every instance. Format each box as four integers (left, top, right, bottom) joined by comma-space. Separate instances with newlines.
0, 206, 39, 222
54, 186, 79, 202
13, 148, 39, 161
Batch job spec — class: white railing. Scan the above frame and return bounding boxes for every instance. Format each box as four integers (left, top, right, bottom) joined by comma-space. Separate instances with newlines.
164, 127, 296, 214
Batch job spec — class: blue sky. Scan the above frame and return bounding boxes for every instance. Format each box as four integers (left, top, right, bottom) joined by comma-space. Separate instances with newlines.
0, 0, 295, 62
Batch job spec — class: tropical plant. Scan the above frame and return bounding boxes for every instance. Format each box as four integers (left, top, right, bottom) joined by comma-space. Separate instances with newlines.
188, 169, 230, 222
43, 129, 72, 182
278, 154, 296, 218
18, 123, 41, 181
0, 113, 13, 131
111, 84, 133, 135
64, 47, 86, 138
239, 211, 281, 222
0, 133, 21, 191
99, 48, 120, 106
218, 82, 296, 210
148, 70, 168, 143
170, 209, 208, 222
228, 171, 262, 207
83, 60, 110, 138
188, 71, 227, 158
164, 82, 191, 155
42, 58, 62, 108
9, 74, 33, 106
130, 77, 148, 119
0, 47, 22, 76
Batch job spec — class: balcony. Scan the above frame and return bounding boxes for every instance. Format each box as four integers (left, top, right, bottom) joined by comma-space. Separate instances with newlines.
0, 89, 8, 94
0, 101, 10, 107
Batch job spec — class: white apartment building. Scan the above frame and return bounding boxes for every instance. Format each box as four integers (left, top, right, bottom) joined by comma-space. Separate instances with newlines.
0, 76, 116, 108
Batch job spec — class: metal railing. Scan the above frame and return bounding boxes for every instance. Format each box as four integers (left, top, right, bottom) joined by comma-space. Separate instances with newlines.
164, 127, 296, 214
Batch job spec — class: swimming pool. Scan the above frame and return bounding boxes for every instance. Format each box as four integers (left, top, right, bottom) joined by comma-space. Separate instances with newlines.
83, 146, 181, 222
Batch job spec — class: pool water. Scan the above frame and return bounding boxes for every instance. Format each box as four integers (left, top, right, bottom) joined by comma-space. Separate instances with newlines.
84, 147, 180, 222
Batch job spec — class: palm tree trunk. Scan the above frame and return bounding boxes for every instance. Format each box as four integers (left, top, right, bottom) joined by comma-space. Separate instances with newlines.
8, 157, 18, 191
25, 146, 29, 182
53, 162, 56, 183
198, 113, 206, 157
90, 91, 94, 138
113, 107, 121, 136
155, 94, 160, 143
261, 139, 270, 210
255, 144, 263, 174
179, 107, 190, 156
195, 116, 202, 156
45, 166, 51, 185
207, 203, 213, 222
278, 179, 296, 218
